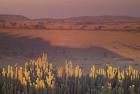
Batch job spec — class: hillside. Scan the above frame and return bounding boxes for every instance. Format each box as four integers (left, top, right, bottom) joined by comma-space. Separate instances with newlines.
0, 15, 140, 31
0, 14, 30, 22
65, 16, 140, 23
0, 29, 140, 68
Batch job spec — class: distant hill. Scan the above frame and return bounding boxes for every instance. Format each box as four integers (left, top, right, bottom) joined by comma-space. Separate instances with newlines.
65, 16, 140, 23
0, 14, 30, 22
0, 14, 140, 22
0, 14, 140, 31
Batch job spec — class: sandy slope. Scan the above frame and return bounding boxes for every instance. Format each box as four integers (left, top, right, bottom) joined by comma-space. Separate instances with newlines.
0, 29, 140, 70
2, 29, 140, 58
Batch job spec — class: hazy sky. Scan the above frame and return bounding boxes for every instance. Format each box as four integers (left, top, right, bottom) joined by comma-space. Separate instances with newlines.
0, 0, 140, 18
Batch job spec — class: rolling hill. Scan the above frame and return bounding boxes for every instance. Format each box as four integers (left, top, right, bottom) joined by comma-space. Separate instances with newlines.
0, 14, 140, 31
0, 14, 30, 22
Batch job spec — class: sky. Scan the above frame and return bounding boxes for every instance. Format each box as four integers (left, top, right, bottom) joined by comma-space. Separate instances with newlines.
0, 0, 140, 18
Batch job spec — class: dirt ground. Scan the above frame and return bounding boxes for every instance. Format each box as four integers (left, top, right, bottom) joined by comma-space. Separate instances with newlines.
0, 29, 140, 71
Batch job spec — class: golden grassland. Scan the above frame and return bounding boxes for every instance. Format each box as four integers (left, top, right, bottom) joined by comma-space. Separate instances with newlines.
0, 54, 140, 94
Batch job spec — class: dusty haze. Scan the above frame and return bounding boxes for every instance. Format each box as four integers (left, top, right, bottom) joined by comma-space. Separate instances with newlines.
0, 0, 140, 18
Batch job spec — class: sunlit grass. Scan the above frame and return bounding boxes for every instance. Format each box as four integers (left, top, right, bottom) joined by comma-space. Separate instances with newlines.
0, 54, 140, 94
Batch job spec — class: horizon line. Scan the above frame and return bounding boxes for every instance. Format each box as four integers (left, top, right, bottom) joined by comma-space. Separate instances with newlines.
0, 13, 140, 19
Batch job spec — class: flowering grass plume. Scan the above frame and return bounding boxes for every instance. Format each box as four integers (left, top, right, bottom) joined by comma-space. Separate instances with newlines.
0, 54, 140, 94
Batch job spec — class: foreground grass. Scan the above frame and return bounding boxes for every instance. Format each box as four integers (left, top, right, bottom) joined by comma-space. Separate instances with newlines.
0, 54, 140, 94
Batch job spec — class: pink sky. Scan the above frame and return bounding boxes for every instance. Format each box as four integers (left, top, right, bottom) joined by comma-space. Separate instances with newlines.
0, 0, 140, 18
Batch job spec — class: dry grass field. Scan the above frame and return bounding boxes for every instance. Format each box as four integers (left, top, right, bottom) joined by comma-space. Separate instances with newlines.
1, 54, 140, 94
1, 0, 140, 93
0, 16, 140, 94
